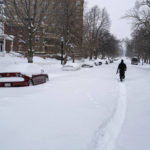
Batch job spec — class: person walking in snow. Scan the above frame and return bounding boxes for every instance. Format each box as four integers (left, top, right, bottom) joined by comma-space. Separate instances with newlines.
116, 59, 127, 81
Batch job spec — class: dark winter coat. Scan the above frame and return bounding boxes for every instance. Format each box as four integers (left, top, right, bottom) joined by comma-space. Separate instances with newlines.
117, 62, 127, 74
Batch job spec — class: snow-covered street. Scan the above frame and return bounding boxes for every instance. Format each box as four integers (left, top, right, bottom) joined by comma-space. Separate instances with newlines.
115, 62, 150, 150
0, 54, 150, 150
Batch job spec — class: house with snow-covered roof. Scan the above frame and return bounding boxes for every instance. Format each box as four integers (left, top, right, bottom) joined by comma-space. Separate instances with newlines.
0, 0, 14, 53
0, 0, 44, 55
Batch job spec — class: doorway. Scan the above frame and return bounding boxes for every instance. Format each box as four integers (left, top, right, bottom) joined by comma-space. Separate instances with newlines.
0, 41, 3, 52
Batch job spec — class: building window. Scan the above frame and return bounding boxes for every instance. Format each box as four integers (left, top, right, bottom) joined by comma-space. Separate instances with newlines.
35, 45, 40, 51
0, 41, 3, 52
35, 36, 40, 43
0, 1, 4, 5
42, 45, 45, 51
18, 45, 22, 51
0, 22, 3, 34
76, 1, 81, 6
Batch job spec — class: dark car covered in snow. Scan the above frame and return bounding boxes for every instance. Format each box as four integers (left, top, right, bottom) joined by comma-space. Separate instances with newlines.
131, 57, 139, 65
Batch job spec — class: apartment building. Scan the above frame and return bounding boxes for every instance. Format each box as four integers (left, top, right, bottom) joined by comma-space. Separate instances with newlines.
44, 0, 84, 56
0, 0, 84, 57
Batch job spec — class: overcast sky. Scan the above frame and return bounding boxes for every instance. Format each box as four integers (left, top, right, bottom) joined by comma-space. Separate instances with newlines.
86, 0, 136, 40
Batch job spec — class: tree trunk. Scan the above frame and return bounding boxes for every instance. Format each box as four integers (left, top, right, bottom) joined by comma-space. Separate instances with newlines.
94, 48, 98, 60
27, 30, 34, 63
101, 50, 105, 59
72, 54, 75, 63
28, 50, 33, 63
89, 48, 93, 60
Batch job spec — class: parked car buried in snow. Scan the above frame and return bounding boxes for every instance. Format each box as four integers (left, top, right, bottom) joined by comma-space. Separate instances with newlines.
94, 61, 102, 66
62, 64, 80, 71
131, 57, 139, 65
81, 64, 94, 68
0, 72, 49, 87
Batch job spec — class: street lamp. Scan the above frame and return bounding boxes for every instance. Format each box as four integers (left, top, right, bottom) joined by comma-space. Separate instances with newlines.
61, 37, 64, 65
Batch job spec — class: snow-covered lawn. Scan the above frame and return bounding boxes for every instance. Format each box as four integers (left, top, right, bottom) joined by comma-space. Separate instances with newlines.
0, 53, 150, 150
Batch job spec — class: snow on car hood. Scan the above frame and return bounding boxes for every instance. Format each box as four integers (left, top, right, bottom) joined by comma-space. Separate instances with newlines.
1, 63, 45, 77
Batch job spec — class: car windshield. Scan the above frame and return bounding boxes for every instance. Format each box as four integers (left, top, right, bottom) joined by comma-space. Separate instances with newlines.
132, 58, 138, 61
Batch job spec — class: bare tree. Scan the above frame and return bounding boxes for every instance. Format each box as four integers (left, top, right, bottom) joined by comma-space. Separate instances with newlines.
3, 0, 51, 63
83, 6, 110, 60
124, 0, 150, 63
97, 30, 121, 58
126, 28, 150, 63
124, 1, 150, 32
46, 0, 84, 62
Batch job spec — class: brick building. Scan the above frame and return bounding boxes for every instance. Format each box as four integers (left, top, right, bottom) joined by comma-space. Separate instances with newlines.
0, 1, 14, 52
44, 0, 84, 57
4, 23, 44, 55
0, 0, 84, 57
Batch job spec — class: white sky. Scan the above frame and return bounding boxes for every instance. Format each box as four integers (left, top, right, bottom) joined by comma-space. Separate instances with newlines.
86, 0, 136, 39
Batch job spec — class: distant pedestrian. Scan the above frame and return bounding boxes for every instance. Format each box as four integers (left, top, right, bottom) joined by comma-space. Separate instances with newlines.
116, 59, 127, 81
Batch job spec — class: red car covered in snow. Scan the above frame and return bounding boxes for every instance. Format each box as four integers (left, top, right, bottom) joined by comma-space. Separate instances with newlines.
0, 72, 49, 87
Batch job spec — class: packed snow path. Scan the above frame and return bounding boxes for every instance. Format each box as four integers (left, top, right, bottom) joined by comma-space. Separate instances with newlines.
115, 63, 150, 150
87, 82, 127, 150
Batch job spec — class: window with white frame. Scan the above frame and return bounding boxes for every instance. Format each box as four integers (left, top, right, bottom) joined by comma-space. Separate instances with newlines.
34, 45, 40, 51
35, 36, 40, 43
0, 22, 4, 35
18, 45, 22, 51
76, 1, 81, 6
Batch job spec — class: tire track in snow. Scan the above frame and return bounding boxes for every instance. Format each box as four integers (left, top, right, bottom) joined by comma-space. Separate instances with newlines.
87, 82, 127, 150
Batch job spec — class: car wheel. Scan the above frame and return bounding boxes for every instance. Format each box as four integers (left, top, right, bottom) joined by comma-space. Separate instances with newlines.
28, 80, 33, 86
46, 77, 49, 82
